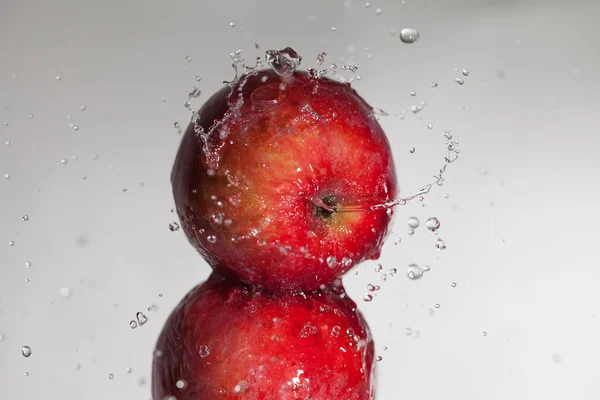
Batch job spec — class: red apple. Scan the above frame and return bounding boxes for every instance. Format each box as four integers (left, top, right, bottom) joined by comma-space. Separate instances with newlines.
152, 273, 376, 399
172, 70, 397, 290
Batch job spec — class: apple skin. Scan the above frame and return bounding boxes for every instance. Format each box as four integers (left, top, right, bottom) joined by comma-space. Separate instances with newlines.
152, 273, 376, 400
172, 70, 397, 290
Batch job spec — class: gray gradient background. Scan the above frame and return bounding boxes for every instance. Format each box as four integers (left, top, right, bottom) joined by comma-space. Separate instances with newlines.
1, 0, 599, 399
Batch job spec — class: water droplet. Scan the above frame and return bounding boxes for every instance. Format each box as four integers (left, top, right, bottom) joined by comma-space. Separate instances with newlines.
129, 320, 138, 329
331, 326, 341, 337
60, 158, 68, 165
265, 47, 302, 77
404, 327, 412, 335
122, 187, 128, 192
206, 235, 217, 244
389, 268, 398, 277
229, 22, 235, 27
22, 215, 29, 222
399, 28, 420, 44
409, 147, 415, 154
425, 217, 440, 232
169, 222, 180, 232
331, 26, 337, 31
81, 174, 87, 180
376, 355, 383, 361
427, 123, 433, 130
478, 166, 489, 175
430, 81, 438, 88
375, 8, 383, 15
60, 287, 71, 298
300, 322, 318, 338
8, 240, 15, 246
25, 278, 30, 282
185, 55, 192, 63
434, 304, 440, 308
126, 367, 132, 374
482, 331, 487, 336
408, 216, 419, 229
198, 344, 210, 358
406, 264, 425, 280
108, 373, 114, 380
408, 229, 414, 236
455, 77, 465, 85
136, 312, 148, 326
315, 52, 327, 65
4, 173, 11, 179
28, 114, 34, 119
435, 238, 446, 250
24, 372, 29, 377
176, 379, 187, 389
25, 261, 32, 268
451, 282, 457, 287
22, 346, 32, 357
462, 68, 470, 76
326, 255, 337, 268
55, 75, 62, 81
363, 293, 373, 302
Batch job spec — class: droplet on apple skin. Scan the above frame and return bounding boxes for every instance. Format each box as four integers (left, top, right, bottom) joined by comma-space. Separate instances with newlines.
171, 69, 397, 291
152, 273, 375, 400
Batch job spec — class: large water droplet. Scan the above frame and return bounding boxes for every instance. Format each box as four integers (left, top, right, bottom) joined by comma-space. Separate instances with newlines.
399, 28, 420, 44
407, 216, 419, 229
60, 287, 71, 298
406, 264, 425, 280
326, 255, 337, 268
22, 346, 32, 357
265, 47, 302, 77
455, 77, 465, 85
198, 344, 210, 358
425, 217, 440, 232
136, 312, 148, 326
435, 238, 446, 250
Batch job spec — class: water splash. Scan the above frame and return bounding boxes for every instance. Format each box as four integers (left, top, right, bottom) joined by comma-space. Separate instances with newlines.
265, 47, 302, 77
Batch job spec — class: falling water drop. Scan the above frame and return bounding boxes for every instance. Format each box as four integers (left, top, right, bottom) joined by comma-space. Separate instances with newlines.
136, 312, 148, 326
406, 264, 425, 280
265, 47, 302, 77
407, 216, 419, 229
425, 217, 440, 232
399, 28, 420, 44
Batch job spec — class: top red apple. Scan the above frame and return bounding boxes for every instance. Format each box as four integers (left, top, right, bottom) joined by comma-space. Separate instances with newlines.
172, 69, 397, 290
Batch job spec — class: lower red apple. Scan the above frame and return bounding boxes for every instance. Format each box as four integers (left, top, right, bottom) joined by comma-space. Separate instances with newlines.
152, 273, 376, 399
172, 69, 397, 291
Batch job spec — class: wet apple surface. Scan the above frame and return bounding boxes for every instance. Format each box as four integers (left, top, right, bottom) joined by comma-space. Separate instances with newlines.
152, 273, 375, 400
172, 70, 397, 290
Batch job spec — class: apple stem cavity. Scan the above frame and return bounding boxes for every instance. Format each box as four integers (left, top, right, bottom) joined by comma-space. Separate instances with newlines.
312, 194, 338, 220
